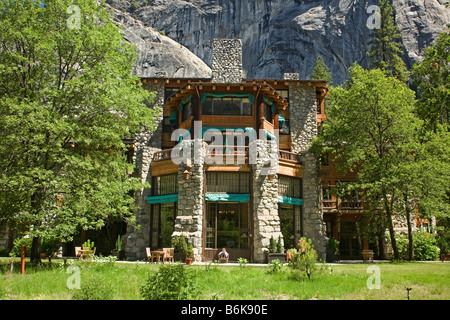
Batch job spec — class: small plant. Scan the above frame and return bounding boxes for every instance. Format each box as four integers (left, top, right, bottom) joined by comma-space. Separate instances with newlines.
265, 258, 285, 274
289, 237, 319, 280
71, 275, 114, 300
186, 242, 194, 259
115, 236, 122, 252
82, 239, 94, 251
269, 236, 276, 253
173, 235, 188, 255
140, 263, 200, 300
276, 236, 284, 253
9, 236, 32, 257
238, 257, 248, 269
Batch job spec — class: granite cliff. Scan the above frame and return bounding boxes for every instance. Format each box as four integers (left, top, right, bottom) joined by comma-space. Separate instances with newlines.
109, 0, 449, 84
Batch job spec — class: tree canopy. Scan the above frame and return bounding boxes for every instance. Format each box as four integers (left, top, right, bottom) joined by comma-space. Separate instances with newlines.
0, 0, 158, 260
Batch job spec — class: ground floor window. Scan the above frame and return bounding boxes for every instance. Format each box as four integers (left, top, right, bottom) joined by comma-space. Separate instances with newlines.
278, 204, 302, 249
205, 202, 250, 249
149, 202, 177, 249
339, 222, 362, 259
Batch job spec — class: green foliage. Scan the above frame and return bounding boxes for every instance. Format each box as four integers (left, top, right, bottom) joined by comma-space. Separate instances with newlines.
311, 55, 333, 84
172, 235, 188, 254
82, 239, 94, 250
238, 257, 248, 269
395, 232, 440, 261
412, 28, 450, 129
276, 236, 283, 253
71, 275, 114, 300
288, 238, 319, 280
130, 1, 140, 11
140, 263, 200, 300
366, 0, 408, 82
268, 236, 276, 253
326, 237, 339, 262
186, 242, 194, 258
41, 237, 61, 257
10, 237, 32, 257
265, 258, 285, 274
0, 0, 158, 259
115, 235, 122, 252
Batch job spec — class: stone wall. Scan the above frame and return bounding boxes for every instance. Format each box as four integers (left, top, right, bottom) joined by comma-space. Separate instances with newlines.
123, 80, 164, 261
288, 80, 318, 153
251, 139, 282, 263
211, 39, 243, 84
173, 139, 206, 262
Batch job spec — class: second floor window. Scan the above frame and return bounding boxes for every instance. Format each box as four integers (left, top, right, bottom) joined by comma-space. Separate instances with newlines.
202, 96, 252, 116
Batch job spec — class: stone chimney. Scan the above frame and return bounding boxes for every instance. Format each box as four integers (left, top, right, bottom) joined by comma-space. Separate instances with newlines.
211, 39, 243, 83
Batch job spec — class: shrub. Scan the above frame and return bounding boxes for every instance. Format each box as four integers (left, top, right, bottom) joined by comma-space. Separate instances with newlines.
268, 236, 276, 253
130, 1, 140, 11
140, 263, 200, 300
172, 235, 188, 254
413, 232, 440, 261
265, 258, 285, 274
10, 237, 32, 257
394, 232, 440, 261
289, 237, 319, 280
276, 237, 283, 253
71, 276, 114, 300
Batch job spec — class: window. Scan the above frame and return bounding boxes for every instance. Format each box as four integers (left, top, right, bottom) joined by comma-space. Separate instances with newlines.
206, 172, 249, 194
278, 175, 302, 198
150, 203, 177, 249
202, 96, 252, 116
263, 102, 272, 121
276, 89, 289, 103
181, 99, 192, 122
164, 87, 179, 102
153, 174, 178, 196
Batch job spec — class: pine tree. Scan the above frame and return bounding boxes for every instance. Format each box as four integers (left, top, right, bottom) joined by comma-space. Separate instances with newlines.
366, 0, 408, 82
311, 56, 333, 84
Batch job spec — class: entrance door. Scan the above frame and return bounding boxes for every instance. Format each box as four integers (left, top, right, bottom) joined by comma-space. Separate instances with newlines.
205, 202, 250, 261
339, 222, 362, 259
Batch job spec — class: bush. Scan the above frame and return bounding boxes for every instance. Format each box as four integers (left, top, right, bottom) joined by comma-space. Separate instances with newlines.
265, 258, 285, 274
10, 237, 32, 257
140, 263, 200, 300
394, 232, 440, 261
71, 276, 114, 300
289, 237, 319, 280
413, 232, 440, 261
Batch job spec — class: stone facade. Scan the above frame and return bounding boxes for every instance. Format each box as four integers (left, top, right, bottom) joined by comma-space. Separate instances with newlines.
211, 39, 243, 84
251, 139, 282, 263
173, 139, 206, 262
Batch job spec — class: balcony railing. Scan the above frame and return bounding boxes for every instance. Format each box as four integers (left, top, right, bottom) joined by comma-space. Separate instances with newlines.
278, 150, 302, 164
322, 199, 364, 211
152, 148, 173, 162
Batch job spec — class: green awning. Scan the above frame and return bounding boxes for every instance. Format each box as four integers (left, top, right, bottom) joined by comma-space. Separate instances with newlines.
278, 114, 285, 125
205, 193, 250, 203
146, 194, 178, 204
277, 196, 303, 206
264, 97, 275, 113
169, 112, 177, 125
264, 129, 277, 141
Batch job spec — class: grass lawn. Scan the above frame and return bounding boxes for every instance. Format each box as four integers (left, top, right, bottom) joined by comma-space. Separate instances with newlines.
0, 258, 449, 300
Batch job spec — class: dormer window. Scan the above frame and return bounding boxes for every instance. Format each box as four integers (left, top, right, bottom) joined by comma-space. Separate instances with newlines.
202, 94, 252, 116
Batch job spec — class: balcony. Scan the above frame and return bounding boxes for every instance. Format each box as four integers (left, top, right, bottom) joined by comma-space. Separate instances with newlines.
322, 199, 364, 212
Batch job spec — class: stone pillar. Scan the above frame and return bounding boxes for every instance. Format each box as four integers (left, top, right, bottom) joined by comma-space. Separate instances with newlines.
288, 82, 318, 153
251, 139, 281, 263
173, 139, 205, 262
302, 151, 327, 261
211, 39, 243, 84
288, 81, 327, 260
123, 80, 164, 260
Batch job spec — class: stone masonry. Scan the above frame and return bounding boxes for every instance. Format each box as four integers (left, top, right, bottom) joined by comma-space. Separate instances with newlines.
212, 39, 243, 84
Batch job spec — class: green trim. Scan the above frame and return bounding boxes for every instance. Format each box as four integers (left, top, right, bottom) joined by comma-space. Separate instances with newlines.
205, 193, 250, 203
278, 114, 285, 125
146, 194, 178, 204
201, 93, 254, 105
277, 196, 303, 206
169, 111, 177, 124
264, 97, 275, 113
264, 129, 277, 140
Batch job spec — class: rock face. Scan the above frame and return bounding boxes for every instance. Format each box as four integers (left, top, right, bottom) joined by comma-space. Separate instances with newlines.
109, 4, 212, 78
108, 0, 450, 84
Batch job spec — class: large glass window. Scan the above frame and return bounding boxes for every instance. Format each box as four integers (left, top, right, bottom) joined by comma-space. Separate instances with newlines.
202, 96, 252, 116
153, 174, 178, 196
205, 202, 249, 249
279, 204, 302, 249
150, 203, 177, 249
278, 175, 302, 198
206, 172, 249, 194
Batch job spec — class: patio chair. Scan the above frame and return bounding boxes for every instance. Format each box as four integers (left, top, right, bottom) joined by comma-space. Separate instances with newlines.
75, 247, 82, 260
163, 248, 174, 263
146, 247, 159, 263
